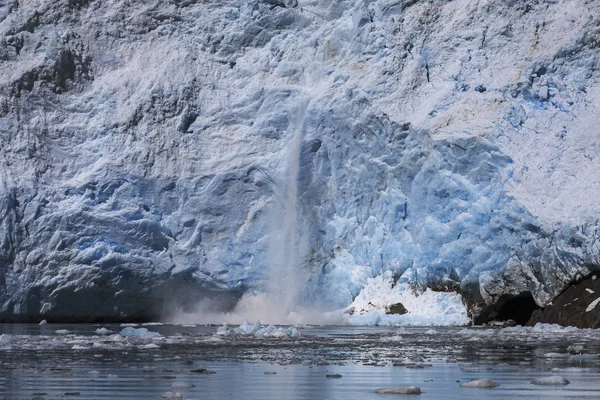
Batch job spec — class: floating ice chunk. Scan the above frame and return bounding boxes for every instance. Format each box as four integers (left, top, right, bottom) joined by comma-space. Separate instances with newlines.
106, 334, 124, 341
119, 327, 161, 338
0, 334, 11, 344
567, 344, 585, 353
120, 323, 139, 327
88, 370, 100, 374
95, 327, 113, 335
219, 321, 299, 338
531, 376, 570, 385
171, 382, 196, 388
585, 289, 595, 294
543, 353, 569, 358
425, 329, 437, 335
551, 367, 589, 372
254, 324, 275, 338
286, 326, 300, 337
161, 391, 182, 398
39, 320, 48, 325
586, 297, 600, 312
375, 386, 421, 394
55, 329, 70, 335
142, 322, 163, 326
71, 345, 90, 350
270, 329, 289, 338
139, 343, 160, 349
216, 324, 231, 336
190, 368, 216, 374
382, 335, 404, 342
234, 320, 257, 334
459, 379, 499, 388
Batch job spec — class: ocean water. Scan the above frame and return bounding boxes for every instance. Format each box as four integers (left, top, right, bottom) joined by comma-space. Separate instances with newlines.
0, 324, 599, 399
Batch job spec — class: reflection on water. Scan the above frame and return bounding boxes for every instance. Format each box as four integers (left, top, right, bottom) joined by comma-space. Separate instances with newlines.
0, 324, 600, 399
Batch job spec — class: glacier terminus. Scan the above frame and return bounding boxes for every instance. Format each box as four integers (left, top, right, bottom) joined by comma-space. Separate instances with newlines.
0, 0, 599, 326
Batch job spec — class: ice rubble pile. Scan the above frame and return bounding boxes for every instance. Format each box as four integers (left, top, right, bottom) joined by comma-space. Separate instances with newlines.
216, 320, 300, 338
346, 271, 470, 326
0, 0, 599, 322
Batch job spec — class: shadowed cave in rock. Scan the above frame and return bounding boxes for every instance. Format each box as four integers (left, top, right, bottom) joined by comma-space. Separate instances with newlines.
494, 293, 541, 326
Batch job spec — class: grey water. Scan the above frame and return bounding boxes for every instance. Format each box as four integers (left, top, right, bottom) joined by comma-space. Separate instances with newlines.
1, 324, 600, 399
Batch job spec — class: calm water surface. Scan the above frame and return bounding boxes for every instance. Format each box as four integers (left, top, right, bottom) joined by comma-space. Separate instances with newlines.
0, 324, 599, 399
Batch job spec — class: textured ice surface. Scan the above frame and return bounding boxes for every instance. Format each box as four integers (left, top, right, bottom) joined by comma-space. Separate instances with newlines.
0, 0, 599, 322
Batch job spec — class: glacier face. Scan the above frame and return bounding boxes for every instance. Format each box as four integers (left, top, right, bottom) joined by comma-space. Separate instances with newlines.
0, 0, 599, 322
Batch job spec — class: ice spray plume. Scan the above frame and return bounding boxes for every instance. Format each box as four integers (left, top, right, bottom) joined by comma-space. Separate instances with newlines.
264, 97, 310, 323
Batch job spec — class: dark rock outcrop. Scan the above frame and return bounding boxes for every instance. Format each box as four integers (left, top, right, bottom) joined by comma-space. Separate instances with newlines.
527, 274, 600, 328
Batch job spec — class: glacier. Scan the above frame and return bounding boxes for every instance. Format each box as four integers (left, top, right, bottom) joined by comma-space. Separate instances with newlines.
0, 0, 599, 323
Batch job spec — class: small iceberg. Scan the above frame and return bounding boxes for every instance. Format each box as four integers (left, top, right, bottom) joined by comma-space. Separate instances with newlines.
531, 376, 570, 385
119, 327, 161, 339
459, 379, 499, 388
161, 391, 182, 399
375, 386, 421, 394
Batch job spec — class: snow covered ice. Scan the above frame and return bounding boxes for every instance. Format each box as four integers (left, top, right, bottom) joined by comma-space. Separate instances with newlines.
0, 0, 598, 324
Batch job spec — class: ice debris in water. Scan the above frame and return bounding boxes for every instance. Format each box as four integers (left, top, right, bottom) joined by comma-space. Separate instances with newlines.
531, 376, 570, 385
95, 327, 113, 335
216, 321, 300, 338
216, 324, 231, 336
55, 329, 70, 335
171, 382, 196, 388
375, 387, 422, 394
119, 327, 161, 338
161, 391, 182, 399
0, 334, 11, 345
39, 320, 47, 325
459, 379, 499, 388
233, 320, 262, 335
139, 343, 160, 349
